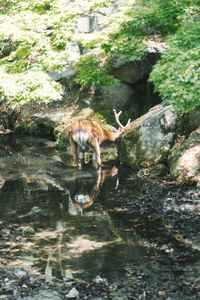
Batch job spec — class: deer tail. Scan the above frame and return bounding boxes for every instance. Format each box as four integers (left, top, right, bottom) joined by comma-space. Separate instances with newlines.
72, 128, 89, 150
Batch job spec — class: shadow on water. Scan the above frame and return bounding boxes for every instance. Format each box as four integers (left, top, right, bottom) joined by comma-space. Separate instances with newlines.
0, 134, 200, 293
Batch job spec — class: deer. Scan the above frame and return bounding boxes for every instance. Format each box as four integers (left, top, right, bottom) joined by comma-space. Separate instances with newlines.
69, 109, 131, 169
69, 166, 118, 212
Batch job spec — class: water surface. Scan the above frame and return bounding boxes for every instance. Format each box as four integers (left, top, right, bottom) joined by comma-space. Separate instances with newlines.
0, 135, 200, 294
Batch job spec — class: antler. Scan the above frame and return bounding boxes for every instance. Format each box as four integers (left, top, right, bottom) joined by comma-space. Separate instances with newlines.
113, 109, 131, 130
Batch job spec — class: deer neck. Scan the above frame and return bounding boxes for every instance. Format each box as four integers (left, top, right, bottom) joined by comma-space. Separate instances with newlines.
102, 129, 121, 143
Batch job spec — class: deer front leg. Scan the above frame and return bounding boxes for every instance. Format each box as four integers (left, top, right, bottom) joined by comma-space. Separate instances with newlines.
79, 151, 85, 169
92, 139, 103, 168
70, 139, 81, 168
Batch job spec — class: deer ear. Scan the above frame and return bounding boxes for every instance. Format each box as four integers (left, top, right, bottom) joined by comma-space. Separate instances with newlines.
110, 126, 118, 132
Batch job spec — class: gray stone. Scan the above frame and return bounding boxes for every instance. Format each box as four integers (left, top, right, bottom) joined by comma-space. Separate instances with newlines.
66, 287, 79, 298
111, 53, 160, 84
49, 67, 76, 82
117, 102, 180, 167
77, 15, 96, 33
101, 82, 135, 111
32, 111, 66, 128
14, 269, 27, 277
17, 290, 62, 300
0, 38, 15, 58
94, 1, 122, 30
169, 126, 200, 180
183, 105, 200, 133
138, 104, 178, 157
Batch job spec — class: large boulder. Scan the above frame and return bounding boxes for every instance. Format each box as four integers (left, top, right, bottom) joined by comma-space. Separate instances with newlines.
49, 67, 76, 83
76, 1, 123, 32
101, 82, 134, 110
169, 126, 200, 181
32, 110, 73, 136
110, 52, 161, 84
182, 105, 200, 133
117, 102, 180, 168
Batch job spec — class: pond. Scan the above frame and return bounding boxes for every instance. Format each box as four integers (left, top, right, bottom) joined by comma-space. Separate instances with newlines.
0, 134, 200, 298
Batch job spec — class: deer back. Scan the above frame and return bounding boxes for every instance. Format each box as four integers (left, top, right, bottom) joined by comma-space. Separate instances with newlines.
69, 119, 118, 145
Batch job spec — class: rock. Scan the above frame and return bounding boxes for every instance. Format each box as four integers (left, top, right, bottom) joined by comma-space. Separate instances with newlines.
32, 112, 66, 128
32, 108, 74, 137
94, 275, 108, 284
66, 287, 79, 298
182, 105, 200, 133
17, 290, 62, 300
110, 52, 161, 84
100, 82, 135, 111
117, 102, 180, 168
49, 66, 79, 92
49, 67, 76, 82
93, 1, 122, 30
76, 2, 122, 32
77, 15, 96, 33
169, 126, 200, 181
14, 269, 27, 277
0, 126, 13, 134
151, 163, 169, 177
0, 175, 5, 188
0, 38, 15, 58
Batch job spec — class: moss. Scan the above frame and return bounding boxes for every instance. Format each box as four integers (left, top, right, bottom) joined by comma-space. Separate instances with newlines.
15, 121, 53, 137
117, 128, 145, 168
92, 101, 113, 126
15, 121, 34, 135
101, 148, 118, 162
151, 164, 169, 177
94, 101, 132, 130
68, 107, 106, 124
159, 147, 170, 164
75, 108, 95, 119
56, 134, 71, 149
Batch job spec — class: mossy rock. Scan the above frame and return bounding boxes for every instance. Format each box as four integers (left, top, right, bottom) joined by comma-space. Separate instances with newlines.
117, 128, 145, 168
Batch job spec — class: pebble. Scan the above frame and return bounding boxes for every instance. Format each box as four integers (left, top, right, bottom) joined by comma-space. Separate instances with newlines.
66, 287, 79, 298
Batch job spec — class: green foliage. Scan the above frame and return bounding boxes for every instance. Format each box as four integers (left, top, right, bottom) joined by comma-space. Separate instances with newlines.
150, 47, 200, 112
0, 0, 199, 112
74, 55, 119, 86
0, 0, 14, 13
150, 11, 200, 112
98, 0, 200, 112
0, 69, 62, 105
0, 0, 115, 105
102, 35, 147, 62
28, 206, 42, 217
141, 0, 199, 32
100, 5, 151, 62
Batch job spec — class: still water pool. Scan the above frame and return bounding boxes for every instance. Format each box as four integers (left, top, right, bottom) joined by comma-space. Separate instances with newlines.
0, 134, 200, 296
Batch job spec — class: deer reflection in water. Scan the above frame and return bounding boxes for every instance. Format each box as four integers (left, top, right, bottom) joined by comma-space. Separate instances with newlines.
67, 166, 118, 214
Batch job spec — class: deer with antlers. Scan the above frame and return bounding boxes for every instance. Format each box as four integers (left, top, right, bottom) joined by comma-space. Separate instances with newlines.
69, 109, 131, 168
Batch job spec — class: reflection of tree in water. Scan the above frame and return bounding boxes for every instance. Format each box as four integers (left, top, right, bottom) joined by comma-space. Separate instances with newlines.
68, 166, 118, 215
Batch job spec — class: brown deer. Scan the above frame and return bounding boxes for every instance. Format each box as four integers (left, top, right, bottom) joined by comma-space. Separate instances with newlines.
69, 109, 130, 168
69, 166, 118, 211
